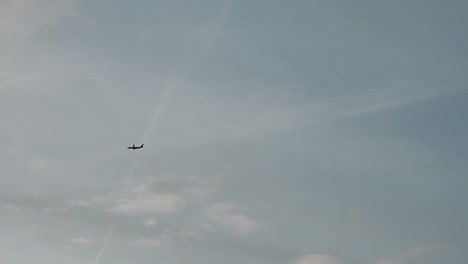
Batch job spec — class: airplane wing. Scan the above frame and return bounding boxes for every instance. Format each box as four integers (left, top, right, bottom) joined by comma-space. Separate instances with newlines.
127, 144, 143, 150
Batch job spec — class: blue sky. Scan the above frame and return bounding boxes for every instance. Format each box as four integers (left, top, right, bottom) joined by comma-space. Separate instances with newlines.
0, 0, 467, 263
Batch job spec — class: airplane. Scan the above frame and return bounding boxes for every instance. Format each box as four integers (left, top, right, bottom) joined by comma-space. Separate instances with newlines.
127, 144, 144, 150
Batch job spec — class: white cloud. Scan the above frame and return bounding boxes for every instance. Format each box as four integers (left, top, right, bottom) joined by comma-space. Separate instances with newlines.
0, 0, 84, 98
176, 229, 202, 240
205, 202, 260, 237
184, 185, 215, 197
409, 246, 433, 257
44, 193, 114, 213
109, 187, 186, 215
68, 237, 93, 245
290, 254, 343, 264
143, 218, 158, 227
333, 87, 457, 120
3, 204, 24, 212
0, 0, 80, 37
48, 174, 218, 216
375, 259, 401, 264
1, 204, 37, 215
29, 158, 57, 174
105, 175, 218, 216
63, 245, 75, 252
181, 174, 222, 197
49, 184, 187, 216
375, 246, 434, 264
128, 238, 162, 249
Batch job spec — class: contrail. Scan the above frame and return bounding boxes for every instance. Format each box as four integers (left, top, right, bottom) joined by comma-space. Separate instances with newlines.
92, 159, 137, 264
92, 83, 174, 263
93, 224, 116, 264
141, 81, 176, 144
93, 158, 138, 264
92, 1, 232, 261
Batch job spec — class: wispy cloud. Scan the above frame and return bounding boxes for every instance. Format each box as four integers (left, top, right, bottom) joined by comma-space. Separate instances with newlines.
2, 204, 25, 212
47, 174, 219, 215
0, 0, 465, 263
143, 218, 157, 227
128, 238, 162, 249
409, 246, 433, 257
109, 190, 186, 216
205, 202, 261, 237
0, 0, 80, 37
375, 246, 434, 264
290, 254, 343, 264
333, 87, 457, 120
375, 259, 400, 264
0, 0, 84, 99
68, 237, 94, 245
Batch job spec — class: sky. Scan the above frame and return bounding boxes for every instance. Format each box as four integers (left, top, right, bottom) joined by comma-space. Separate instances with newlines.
0, 0, 467, 263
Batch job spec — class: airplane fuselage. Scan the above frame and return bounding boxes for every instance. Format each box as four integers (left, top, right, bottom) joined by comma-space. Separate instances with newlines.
127, 144, 144, 150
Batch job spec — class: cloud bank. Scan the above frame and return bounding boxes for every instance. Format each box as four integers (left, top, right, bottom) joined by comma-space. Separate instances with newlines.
206, 202, 261, 237
290, 254, 343, 264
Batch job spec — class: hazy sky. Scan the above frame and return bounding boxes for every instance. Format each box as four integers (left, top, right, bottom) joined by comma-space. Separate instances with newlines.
0, 0, 467, 263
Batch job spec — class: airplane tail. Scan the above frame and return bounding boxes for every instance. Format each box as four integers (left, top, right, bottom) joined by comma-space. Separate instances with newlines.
140, 144, 144, 148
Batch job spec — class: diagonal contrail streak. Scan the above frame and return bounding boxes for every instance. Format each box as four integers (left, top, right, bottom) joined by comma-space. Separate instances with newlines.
92, 1, 234, 262
141, 82, 176, 144
92, 83, 174, 264
93, 224, 116, 264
